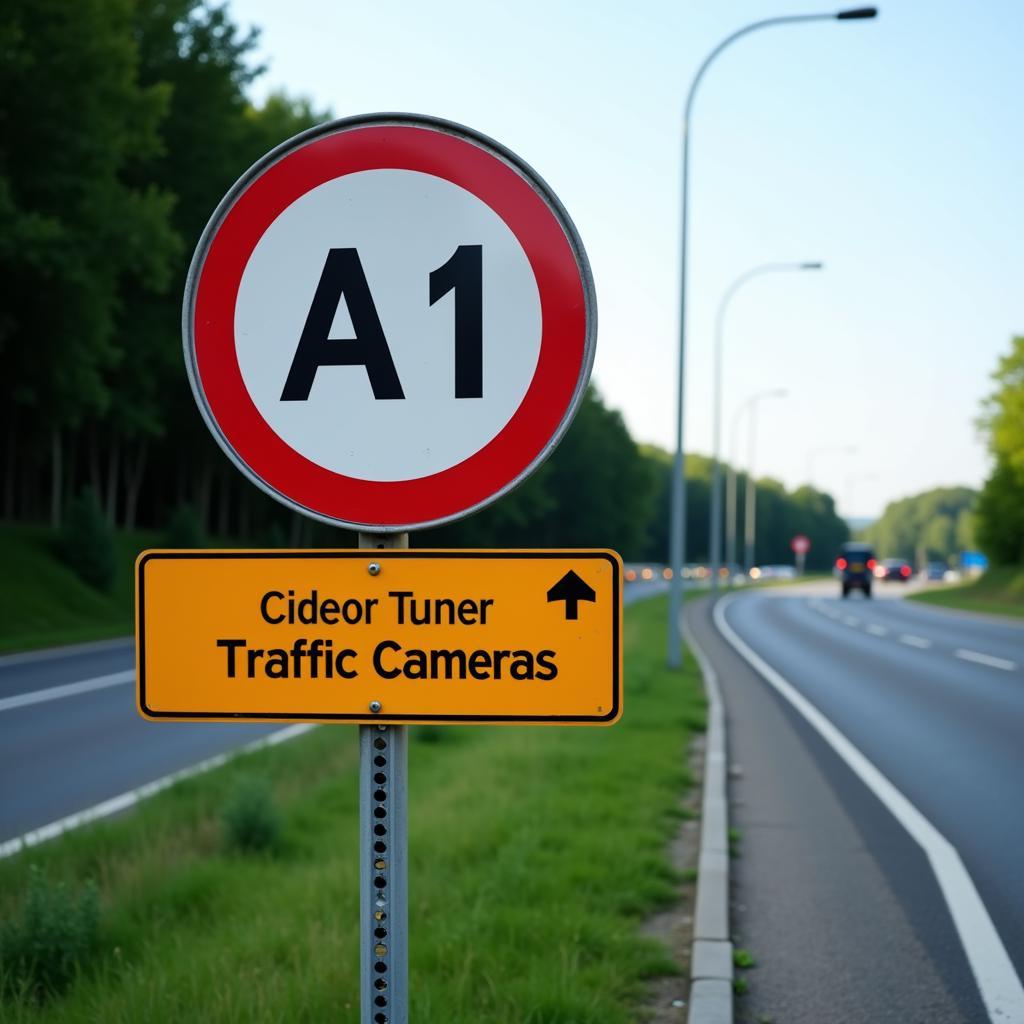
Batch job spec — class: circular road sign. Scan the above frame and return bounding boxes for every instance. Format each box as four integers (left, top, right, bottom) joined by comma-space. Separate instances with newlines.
183, 113, 596, 532
791, 534, 811, 555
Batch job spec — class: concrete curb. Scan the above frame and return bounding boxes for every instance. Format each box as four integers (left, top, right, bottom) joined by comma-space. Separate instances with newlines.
684, 610, 733, 1024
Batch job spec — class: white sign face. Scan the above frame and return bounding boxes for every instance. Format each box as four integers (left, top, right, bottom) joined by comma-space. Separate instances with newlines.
234, 170, 542, 482
185, 114, 595, 531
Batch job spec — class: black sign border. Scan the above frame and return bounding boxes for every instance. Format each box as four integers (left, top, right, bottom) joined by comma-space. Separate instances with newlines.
137, 550, 620, 725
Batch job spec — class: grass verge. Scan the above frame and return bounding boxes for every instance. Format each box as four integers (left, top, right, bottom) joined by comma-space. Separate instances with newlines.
0, 525, 159, 654
0, 594, 704, 1023
907, 566, 1024, 619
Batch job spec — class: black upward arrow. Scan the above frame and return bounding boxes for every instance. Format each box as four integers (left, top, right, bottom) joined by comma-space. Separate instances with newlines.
546, 570, 597, 621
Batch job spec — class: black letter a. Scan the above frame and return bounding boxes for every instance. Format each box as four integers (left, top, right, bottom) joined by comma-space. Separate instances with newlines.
280, 248, 404, 401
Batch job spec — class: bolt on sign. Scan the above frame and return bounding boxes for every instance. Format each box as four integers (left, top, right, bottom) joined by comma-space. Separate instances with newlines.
137, 550, 621, 725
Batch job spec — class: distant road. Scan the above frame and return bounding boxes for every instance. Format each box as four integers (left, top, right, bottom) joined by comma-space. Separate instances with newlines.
688, 583, 1024, 1022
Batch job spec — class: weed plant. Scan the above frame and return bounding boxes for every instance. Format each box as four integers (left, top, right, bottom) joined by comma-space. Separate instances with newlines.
222, 776, 282, 854
0, 867, 99, 1001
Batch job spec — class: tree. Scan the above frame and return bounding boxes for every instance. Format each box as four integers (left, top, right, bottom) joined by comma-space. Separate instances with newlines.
109, 2, 327, 531
976, 458, 1024, 565
975, 336, 1024, 566
862, 486, 977, 564
0, 0, 177, 524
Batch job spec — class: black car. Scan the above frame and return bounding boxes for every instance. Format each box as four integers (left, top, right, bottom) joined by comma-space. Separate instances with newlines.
836, 542, 876, 598
877, 558, 913, 582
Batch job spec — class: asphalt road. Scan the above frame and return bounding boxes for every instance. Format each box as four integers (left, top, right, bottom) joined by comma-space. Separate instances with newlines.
687, 583, 1024, 1023
0, 638, 282, 845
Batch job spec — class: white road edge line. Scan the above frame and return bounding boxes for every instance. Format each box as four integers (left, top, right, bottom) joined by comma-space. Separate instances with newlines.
955, 649, 1017, 672
0, 670, 135, 713
714, 594, 1024, 1023
899, 633, 932, 649
866, 624, 889, 637
0, 724, 317, 860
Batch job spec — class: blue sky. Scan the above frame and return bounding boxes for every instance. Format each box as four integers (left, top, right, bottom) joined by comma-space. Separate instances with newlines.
233, 0, 1023, 517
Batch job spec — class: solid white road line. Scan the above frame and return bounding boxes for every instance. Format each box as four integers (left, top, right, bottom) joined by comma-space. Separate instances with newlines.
899, 634, 932, 649
955, 649, 1017, 672
714, 595, 1024, 1023
0, 670, 134, 713
0, 724, 316, 860
0, 636, 132, 670
841, 616, 860, 627
866, 624, 889, 637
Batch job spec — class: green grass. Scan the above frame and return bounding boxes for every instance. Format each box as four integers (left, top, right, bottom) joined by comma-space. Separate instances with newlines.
908, 566, 1024, 619
0, 595, 705, 1023
0, 525, 160, 654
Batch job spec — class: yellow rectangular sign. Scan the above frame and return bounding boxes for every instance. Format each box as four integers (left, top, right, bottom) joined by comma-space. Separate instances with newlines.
136, 549, 622, 725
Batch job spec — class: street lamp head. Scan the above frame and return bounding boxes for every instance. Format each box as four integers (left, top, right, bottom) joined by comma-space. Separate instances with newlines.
836, 7, 878, 19
801, 261, 824, 270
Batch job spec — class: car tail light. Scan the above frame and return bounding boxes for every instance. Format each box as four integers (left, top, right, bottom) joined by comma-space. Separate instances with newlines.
867, 558, 877, 570
836, 558, 848, 570
901, 565, 911, 577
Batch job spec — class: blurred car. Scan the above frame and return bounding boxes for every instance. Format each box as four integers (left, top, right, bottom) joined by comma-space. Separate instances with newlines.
755, 564, 797, 580
875, 558, 913, 582
835, 542, 876, 598
923, 562, 947, 581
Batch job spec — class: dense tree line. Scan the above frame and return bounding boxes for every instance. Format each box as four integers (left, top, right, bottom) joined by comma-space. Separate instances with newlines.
0, 2, 847, 574
1, 0, 326, 536
976, 336, 1024, 565
860, 487, 976, 566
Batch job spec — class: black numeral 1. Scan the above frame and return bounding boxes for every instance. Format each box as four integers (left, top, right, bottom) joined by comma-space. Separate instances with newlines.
429, 245, 483, 399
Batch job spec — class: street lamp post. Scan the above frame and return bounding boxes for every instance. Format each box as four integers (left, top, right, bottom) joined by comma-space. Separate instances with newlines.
666, 6, 878, 668
726, 388, 787, 574
743, 391, 787, 572
709, 261, 822, 592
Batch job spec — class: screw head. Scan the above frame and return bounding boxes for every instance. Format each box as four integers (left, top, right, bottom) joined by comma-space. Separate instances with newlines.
369, 700, 382, 714
368, 562, 381, 576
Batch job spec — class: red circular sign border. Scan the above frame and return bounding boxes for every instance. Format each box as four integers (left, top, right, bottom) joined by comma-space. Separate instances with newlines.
187, 116, 593, 530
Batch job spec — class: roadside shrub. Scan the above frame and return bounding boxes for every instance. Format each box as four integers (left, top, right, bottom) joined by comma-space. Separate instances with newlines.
58, 489, 117, 592
222, 776, 282, 854
163, 503, 204, 549
0, 867, 100, 1001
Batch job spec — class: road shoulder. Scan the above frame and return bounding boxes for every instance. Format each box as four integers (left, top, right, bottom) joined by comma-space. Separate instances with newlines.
686, 593, 980, 1024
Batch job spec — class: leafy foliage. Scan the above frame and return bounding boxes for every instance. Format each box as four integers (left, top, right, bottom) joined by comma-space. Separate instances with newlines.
58, 490, 117, 592
976, 337, 1024, 565
861, 486, 977, 565
0, 867, 99, 1001
976, 458, 1024, 565
163, 504, 205, 549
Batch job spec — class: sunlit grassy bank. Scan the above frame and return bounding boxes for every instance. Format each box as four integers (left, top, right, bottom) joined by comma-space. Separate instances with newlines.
908, 567, 1024, 619
0, 595, 705, 1023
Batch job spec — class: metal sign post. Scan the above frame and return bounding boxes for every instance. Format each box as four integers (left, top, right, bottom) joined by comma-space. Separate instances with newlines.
168, 112, 602, 1024
359, 531, 408, 1024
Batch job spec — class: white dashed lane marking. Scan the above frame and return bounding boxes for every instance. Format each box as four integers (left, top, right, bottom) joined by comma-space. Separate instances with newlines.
810, 601, 1018, 673
954, 649, 1017, 672
900, 634, 933, 649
